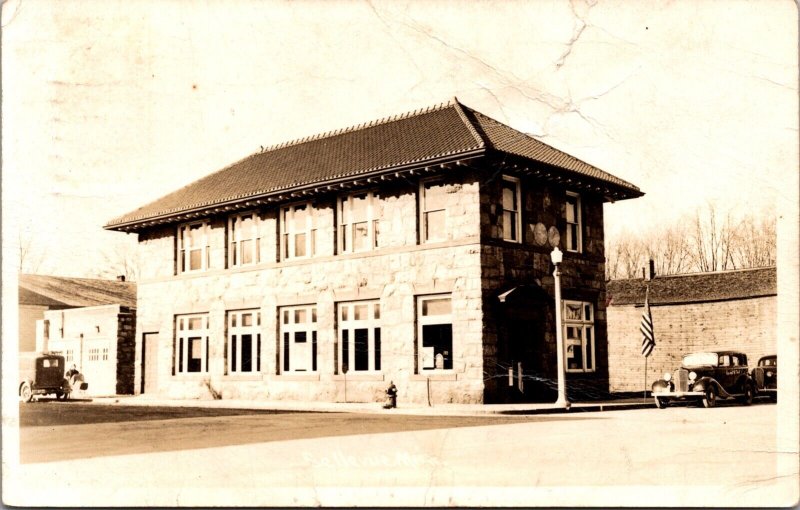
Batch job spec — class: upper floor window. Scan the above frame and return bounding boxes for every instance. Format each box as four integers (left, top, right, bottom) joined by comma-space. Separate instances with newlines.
563, 301, 594, 373
338, 191, 380, 253
502, 176, 521, 242
175, 313, 209, 374
281, 203, 318, 260
420, 179, 447, 243
229, 212, 261, 267
280, 305, 317, 373
565, 192, 582, 252
338, 301, 381, 373
417, 295, 453, 371
227, 310, 261, 374
178, 221, 210, 273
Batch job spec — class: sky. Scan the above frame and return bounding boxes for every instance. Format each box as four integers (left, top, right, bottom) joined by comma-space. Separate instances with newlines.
3, 0, 798, 279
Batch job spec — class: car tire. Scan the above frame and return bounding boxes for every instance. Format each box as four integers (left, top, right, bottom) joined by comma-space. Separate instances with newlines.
20, 383, 33, 403
740, 384, 754, 406
55, 390, 70, 401
702, 385, 717, 408
654, 396, 669, 409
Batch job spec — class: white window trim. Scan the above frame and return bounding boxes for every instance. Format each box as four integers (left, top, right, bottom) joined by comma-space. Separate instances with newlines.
337, 300, 381, 374
279, 304, 318, 374
566, 191, 582, 253
280, 202, 318, 260
562, 300, 595, 373
419, 178, 447, 243
177, 221, 211, 273
227, 310, 262, 374
417, 294, 454, 373
175, 313, 210, 375
501, 175, 522, 243
228, 211, 262, 267
338, 191, 380, 254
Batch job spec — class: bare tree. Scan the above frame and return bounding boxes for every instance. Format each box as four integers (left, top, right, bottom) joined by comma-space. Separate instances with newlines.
19, 229, 45, 273
606, 203, 775, 280
93, 240, 141, 282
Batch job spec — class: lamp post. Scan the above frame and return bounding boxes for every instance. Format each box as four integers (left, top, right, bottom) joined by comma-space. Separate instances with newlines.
551, 247, 570, 409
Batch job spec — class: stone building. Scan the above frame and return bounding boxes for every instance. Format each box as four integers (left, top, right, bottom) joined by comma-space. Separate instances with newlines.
606, 266, 777, 393
105, 99, 642, 404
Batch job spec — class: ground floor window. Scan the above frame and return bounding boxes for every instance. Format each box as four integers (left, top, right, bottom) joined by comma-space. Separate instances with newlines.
338, 301, 381, 373
280, 305, 317, 373
175, 314, 209, 374
417, 295, 453, 371
563, 300, 595, 372
227, 309, 261, 374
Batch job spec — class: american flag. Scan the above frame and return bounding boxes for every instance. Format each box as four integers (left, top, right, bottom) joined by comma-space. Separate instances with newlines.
640, 286, 656, 357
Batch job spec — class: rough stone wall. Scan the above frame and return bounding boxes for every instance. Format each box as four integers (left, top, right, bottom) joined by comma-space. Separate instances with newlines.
115, 308, 137, 394
480, 171, 610, 401
135, 172, 484, 403
607, 296, 777, 392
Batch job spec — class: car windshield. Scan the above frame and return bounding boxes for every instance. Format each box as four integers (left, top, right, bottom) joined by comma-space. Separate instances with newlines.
682, 352, 718, 367
760, 358, 776, 367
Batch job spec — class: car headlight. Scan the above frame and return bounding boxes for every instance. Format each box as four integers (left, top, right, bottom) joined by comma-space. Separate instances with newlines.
663, 372, 672, 382
766, 371, 773, 377
689, 371, 697, 381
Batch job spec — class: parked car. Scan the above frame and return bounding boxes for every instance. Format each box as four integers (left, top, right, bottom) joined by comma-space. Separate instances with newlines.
651, 350, 754, 408
19, 353, 87, 402
751, 355, 777, 402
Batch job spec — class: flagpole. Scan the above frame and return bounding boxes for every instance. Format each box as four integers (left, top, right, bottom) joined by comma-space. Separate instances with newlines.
642, 284, 651, 403
644, 353, 648, 403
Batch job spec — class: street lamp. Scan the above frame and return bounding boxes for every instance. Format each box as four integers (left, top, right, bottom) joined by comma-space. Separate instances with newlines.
551, 246, 570, 409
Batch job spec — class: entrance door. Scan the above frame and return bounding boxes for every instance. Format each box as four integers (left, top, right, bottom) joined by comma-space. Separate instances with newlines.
141, 333, 159, 394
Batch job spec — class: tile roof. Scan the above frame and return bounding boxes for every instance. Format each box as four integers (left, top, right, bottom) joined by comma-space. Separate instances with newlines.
106, 98, 642, 230
19, 274, 137, 309
607, 267, 777, 306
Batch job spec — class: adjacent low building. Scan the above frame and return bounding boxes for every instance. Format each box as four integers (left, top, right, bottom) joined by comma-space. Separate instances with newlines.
105, 98, 643, 404
19, 274, 138, 396
606, 266, 777, 393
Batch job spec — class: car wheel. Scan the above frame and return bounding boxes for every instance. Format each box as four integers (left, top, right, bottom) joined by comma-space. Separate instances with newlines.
20, 383, 33, 403
56, 390, 70, 401
654, 396, 669, 409
740, 384, 754, 406
702, 385, 717, 408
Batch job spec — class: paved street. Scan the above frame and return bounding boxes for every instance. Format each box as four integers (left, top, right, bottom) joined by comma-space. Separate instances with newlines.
5, 401, 795, 507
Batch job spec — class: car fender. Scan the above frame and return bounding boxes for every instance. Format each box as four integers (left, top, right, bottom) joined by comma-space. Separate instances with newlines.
652, 379, 672, 393
735, 374, 754, 393
693, 377, 731, 398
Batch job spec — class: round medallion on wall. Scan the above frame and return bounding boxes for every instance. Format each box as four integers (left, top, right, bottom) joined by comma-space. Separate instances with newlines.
548, 226, 560, 247
533, 222, 548, 246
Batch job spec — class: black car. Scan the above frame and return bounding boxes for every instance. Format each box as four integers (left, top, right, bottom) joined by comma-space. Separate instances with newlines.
751, 355, 777, 402
651, 350, 754, 408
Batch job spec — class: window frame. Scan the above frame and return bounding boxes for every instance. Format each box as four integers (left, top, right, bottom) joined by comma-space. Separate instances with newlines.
565, 191, 582, 253
337, 300, 382, 374
562, 300, 595, 373
501, 175, 522, 243
338, 190, 381, 254
417, 294, 454, 372
175, 313, 210, 375
279, 304, 318, 374
228, 211, 262, 267
419, 178, 447, 243
280, 202, 318, 260
227, 309, 262, 375
177, 221, 211, 273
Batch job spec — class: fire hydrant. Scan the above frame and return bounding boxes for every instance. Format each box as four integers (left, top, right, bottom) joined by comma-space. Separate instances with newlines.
383, 381, 398, 409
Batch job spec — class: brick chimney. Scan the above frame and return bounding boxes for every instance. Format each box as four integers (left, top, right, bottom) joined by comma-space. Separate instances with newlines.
116, 275, 126, 282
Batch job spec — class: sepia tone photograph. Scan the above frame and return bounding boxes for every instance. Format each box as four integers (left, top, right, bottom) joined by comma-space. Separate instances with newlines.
2, 0, 798, 506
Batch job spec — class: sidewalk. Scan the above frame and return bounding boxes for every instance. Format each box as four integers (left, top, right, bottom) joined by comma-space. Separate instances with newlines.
85, 393, 655, 416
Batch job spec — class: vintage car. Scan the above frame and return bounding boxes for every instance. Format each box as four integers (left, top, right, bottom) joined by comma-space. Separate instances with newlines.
751, 355, 777, 401
651, 350, 754, 408
19, 353, 87, 402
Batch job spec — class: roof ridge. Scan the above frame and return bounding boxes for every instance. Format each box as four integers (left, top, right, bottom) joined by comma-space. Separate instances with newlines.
451, 97, 487, 149
258, 99, 457, 154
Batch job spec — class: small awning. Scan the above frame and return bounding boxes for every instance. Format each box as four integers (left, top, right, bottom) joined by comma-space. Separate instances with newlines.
497, 281, 551, 303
